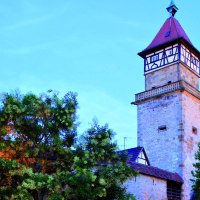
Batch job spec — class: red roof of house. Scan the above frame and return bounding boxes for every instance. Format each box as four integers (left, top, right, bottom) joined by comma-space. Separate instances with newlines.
145, 16, 192, 51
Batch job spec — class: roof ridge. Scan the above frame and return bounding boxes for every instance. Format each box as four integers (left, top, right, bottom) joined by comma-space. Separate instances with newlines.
172, 17, 179, 37
173, 17, 192, 44
118, 146, 143, 152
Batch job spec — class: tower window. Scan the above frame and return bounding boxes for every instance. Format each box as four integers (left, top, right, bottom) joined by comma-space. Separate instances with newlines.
169, 49, 173, 55
191, 57, 197, 65
158, 125, 167, 131
151, 54, 159, 62
192, 126, 198, 135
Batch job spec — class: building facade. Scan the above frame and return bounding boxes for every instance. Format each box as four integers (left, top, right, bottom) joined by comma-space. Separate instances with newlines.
125, 1, 200, 199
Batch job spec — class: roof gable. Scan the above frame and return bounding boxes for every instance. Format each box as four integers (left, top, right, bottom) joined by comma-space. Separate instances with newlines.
145, 17, 192, 51
119, 147, 183, 183
119, 147, 150, 166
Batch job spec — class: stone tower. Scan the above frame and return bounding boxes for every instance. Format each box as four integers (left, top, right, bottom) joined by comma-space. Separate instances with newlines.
133, 1, 200, 199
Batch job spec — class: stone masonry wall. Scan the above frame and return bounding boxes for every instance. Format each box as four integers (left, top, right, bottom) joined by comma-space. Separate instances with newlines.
125, 174, 167, 200
179, 63, 199, 89
138, 62, 200, 199
145, 64, 179, 90
137, 91, 183, 175
181, 92, 200, 200
145, 63, 199, 91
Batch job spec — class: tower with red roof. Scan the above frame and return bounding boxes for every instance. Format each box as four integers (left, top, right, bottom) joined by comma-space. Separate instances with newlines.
133, 1, 200, 199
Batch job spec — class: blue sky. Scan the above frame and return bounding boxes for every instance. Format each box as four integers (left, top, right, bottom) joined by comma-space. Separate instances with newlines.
0, 0, 199, 149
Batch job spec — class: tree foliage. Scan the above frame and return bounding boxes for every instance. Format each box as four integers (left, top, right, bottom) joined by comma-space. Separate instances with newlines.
0, 91, 137, 200
192, 143, 200, 199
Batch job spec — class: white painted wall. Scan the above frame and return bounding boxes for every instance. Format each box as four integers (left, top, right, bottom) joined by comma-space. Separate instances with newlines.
125, 174, 167, 200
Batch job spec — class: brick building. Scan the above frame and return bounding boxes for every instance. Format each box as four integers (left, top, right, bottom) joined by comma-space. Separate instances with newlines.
123, 1, 200, 199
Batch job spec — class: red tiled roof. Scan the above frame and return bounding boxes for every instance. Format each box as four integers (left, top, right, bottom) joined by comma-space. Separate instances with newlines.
129, 162, 183, 183
145, 16, 192, 51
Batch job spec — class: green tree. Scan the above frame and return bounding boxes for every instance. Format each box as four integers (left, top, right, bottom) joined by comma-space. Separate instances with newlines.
0, 91, 137, 200
192, 143, 200, 199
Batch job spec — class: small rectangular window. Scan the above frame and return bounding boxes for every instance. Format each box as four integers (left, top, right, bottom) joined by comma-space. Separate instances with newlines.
158, 125, 167, 131
169, 49, 173, 55
191, 57, 197, 65
151, 54, 159, 62
192, 126, 198, 135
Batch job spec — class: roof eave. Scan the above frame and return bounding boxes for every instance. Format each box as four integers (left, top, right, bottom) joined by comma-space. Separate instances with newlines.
138, 37, 200, 59
129, 163, 184, 183
180, 38, 200, 59
138, 171, 183, 183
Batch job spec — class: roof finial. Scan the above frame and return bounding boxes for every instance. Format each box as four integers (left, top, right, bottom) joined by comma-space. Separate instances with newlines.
166, 0, 178, 17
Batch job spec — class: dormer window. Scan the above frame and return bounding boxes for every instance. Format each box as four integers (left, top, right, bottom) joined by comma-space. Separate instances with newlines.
165, 31, 171, 37
151, 54, 159, 62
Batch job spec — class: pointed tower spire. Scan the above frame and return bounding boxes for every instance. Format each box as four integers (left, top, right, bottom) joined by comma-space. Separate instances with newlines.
167, 0, 178, 17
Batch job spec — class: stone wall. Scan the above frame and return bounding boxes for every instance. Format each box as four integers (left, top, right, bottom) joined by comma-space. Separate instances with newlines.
145, 64, 179, 90
137, 90, 200, 199
145, 63, 199, 91
125, 174, 167, 200
137, 61, 200, 199
181, 91, 200, 200
137, 91, 183, 175
179, 63, 199, 89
